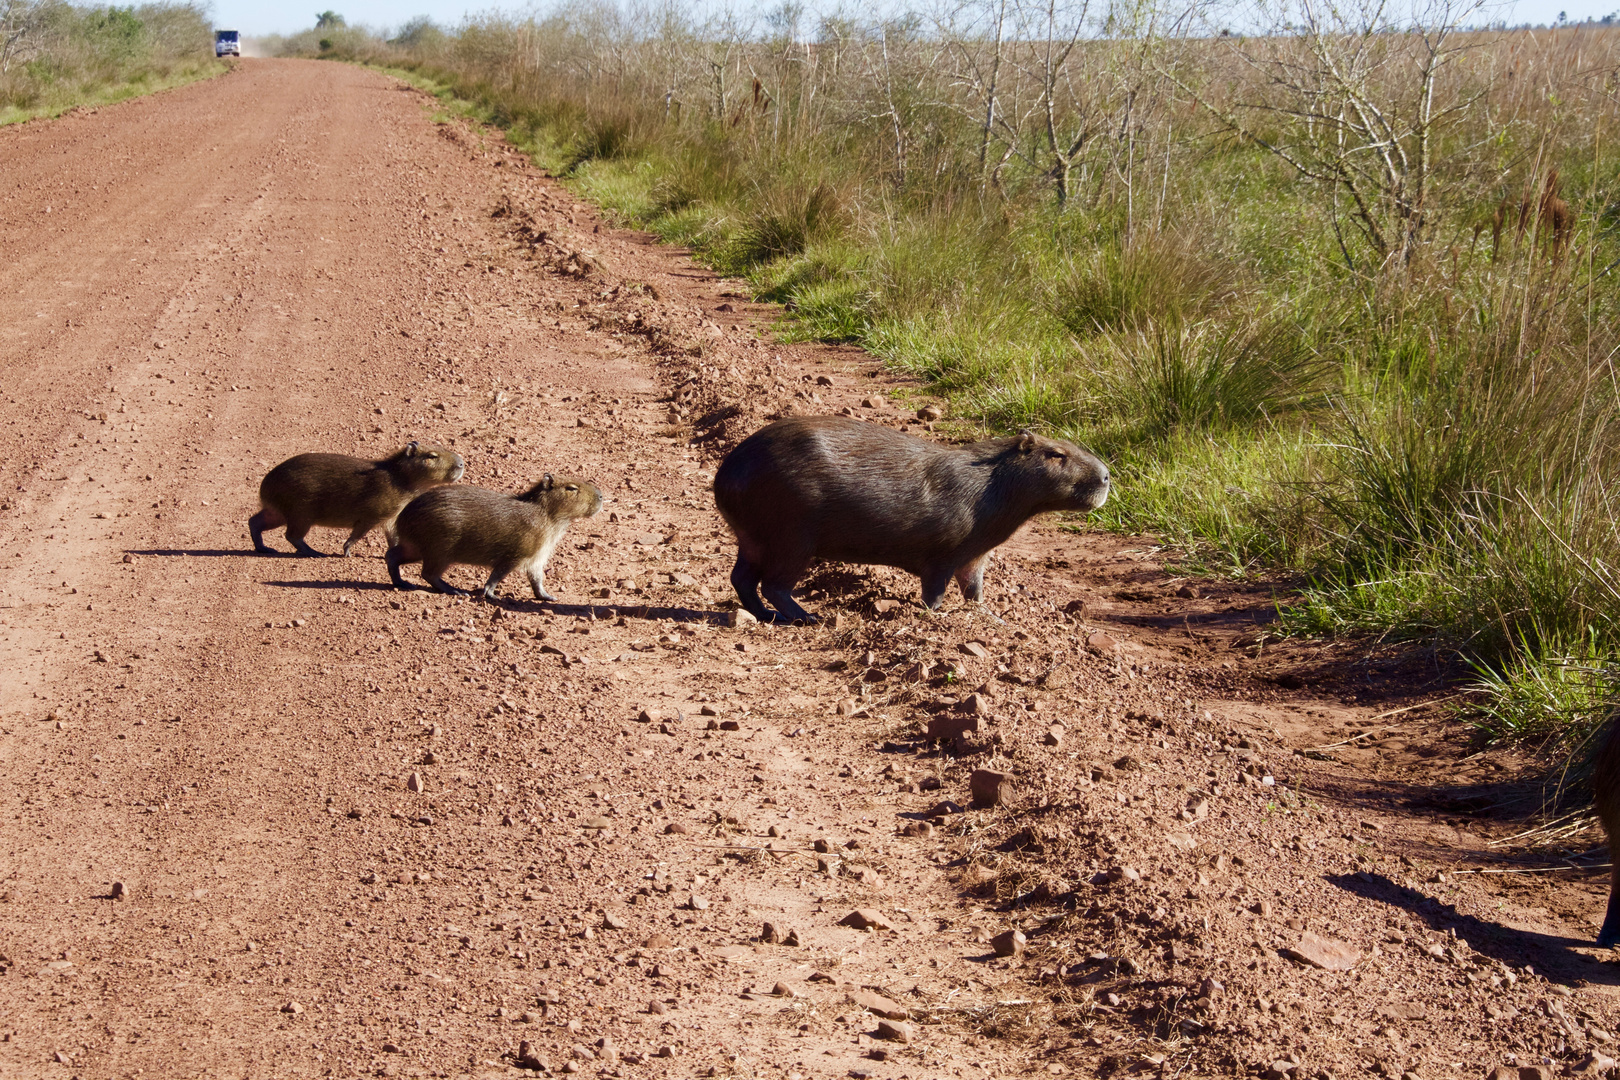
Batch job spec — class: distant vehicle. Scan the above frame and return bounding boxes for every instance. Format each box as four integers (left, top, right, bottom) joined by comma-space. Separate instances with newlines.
215, 29, 240, 57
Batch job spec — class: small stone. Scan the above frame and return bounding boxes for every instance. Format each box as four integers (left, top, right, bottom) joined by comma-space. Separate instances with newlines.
280, 1001, 304, 1014
719, 720, 741, 731
728, 609, 758, 628
838, 909, 891, 931
53, 1052, 72, 1065
926, 714, 980, 742
1166, 831, 1196, 851
901, 821, 935, 838
1281, 930, 1361, 972
960, 641, 989, 658
963, 692, 989, 714
928, 799, 965, 816
850, 990, 908, 1020
1176, 584, 1200, 599
836, 698, 860, 717
688, 894, 710, 911
1517, 1067, 1556, 1080
875, 1019, 913, 1043
991, 929, 1027, 958
406, 772, 424, 793
644, 932, 673, 949
1043, 725, 1063, 747
1571, 1055, 1614, 1077
665, 822, 688, 834
917, 405, 943, 422
648, 1000, 667, 1015
762, 921, 783, 943
581, 815, 612, 830
771, 981, 795, 997
1086, 631, 1118, 653
1113, 754, 1142, 772
602, 908, 630, 930
655, 1045, 675, 1058
636, 708, 658, 723
969, 769, 1012, 808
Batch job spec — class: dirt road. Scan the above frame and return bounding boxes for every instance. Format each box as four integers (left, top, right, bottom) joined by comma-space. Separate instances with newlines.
1, 58, 1617, 1080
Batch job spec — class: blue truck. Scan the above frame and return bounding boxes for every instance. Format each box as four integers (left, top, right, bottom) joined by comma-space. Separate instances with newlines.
214, 29, 240, 57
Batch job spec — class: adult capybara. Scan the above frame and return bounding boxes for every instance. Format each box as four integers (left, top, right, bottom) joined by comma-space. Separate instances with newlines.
713, 416, 1110, 623
386, 474, 602, 600
1594, 716, 1620, 947
249, 442, 464, 556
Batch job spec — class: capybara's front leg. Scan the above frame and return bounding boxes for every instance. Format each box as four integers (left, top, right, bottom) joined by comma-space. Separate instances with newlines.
479, 565, 514, 601
1600, 864, 1620, 948
526, 566, 557, 602
954, 555, 989, 602
341, 524, 373, 557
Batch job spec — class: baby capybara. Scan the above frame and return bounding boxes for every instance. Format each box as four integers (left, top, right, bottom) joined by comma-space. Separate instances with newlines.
713, 415, 1110, 623
386, 474, 602, 600
249, 442, 464, 556
1594, 716, 1620, 947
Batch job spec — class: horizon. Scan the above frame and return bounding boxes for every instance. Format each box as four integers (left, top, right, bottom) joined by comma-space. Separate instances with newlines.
216, 0, 1618, 39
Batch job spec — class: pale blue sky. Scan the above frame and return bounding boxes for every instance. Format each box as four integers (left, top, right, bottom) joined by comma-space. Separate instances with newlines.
220, 0, 1614, 39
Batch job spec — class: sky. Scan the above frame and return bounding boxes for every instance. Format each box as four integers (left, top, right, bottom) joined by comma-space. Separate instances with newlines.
216, 0, 1615, 38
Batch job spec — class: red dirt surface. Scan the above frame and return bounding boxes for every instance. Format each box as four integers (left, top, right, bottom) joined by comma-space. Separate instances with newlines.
1, 58, 1617, 1080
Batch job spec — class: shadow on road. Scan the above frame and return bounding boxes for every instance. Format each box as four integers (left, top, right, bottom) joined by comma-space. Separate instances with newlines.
1327, 870, 1618, 986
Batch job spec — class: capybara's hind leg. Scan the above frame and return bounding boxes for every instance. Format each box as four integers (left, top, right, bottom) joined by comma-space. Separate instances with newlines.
422, 559, 469, 596
921, 568, 954, 610
385, 546, 416, 591
1602, 864, 1620, 948
284, 518, 322, 557
248, 509, 280, 555
730, 555, 773, 623
760, 554, 816, 623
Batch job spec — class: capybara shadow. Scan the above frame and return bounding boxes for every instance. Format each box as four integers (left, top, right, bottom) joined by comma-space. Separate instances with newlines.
249, 442, 464, 557
712, 416, 1110, 623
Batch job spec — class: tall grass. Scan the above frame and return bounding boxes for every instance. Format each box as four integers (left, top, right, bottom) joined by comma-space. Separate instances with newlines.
0, 2, 220, 125
281, 9, 1620, 751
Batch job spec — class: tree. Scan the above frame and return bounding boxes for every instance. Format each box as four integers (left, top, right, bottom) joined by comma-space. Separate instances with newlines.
1169, 0, 1490, 270
0, 0, 46, 75
315, 11, 344, 30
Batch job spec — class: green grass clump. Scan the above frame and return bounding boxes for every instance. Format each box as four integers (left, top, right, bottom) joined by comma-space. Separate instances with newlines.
291, 15, 1620, 758
0, 2, 222, 126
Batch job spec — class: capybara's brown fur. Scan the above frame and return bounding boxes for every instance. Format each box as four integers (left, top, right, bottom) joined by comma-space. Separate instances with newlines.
1594, 716, 1620, 947
713, 415, 1110, 622
386, 474, 602, 600
1491, 170, 1572, 261
249, 442, 464, 556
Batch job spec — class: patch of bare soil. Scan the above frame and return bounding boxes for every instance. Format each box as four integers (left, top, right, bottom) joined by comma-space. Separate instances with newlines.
0, 57, 1613, 1080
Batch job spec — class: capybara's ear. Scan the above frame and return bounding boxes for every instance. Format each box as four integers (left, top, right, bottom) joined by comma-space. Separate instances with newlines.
1017, 431, 1037, 452
405, 440, 420, 456
543, 473, 555, 490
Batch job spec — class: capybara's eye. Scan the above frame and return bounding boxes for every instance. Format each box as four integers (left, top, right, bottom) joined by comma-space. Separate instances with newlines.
565, 485, 578, 491
1046, 451, 1067, 461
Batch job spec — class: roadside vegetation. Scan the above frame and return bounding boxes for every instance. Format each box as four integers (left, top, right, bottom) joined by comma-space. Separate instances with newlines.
0, 1, 219, 124
278, 4, 1620, 754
